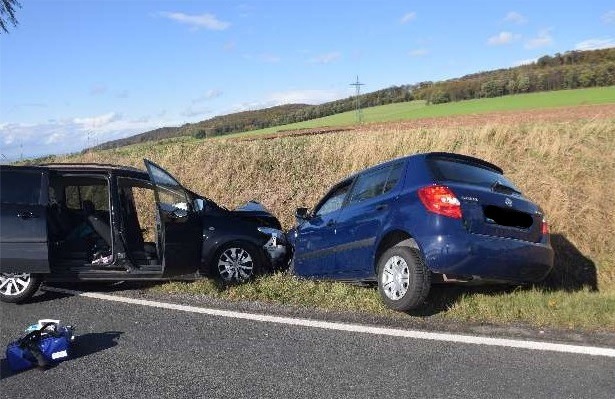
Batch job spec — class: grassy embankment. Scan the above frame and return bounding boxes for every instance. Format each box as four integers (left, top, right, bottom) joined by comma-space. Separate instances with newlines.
58, 105, 615, 331
223, 86, 615, 138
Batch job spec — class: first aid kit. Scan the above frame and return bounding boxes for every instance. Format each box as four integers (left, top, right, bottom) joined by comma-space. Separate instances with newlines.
6, 320, 75, 371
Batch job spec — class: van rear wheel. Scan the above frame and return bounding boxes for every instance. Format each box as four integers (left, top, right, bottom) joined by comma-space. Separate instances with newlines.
377, 246, 430, 311
0, 273, 42, 303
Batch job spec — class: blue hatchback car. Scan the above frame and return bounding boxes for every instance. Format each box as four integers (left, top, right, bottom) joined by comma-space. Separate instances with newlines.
288, 152, 554, 311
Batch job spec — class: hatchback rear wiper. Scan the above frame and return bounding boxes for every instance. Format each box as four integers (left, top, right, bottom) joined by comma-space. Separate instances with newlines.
491, 180, 521, 195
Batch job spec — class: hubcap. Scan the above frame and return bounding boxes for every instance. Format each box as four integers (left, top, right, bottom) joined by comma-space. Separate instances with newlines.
0, 273, 31, 296
381, 256, 410, 300
217, 247, 254, 282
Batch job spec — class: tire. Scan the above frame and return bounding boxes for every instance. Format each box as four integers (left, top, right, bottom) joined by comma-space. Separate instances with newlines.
377, 246, 431, 311
0, 273, 42, 303
213, 241, 264, 284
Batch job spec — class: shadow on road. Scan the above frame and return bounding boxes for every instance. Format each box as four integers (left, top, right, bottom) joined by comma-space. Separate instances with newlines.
406, 233, 597, 317
70, 331, 123, 360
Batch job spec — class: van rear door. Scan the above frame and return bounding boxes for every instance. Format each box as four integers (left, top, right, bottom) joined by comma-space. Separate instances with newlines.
0, 167, 50, 273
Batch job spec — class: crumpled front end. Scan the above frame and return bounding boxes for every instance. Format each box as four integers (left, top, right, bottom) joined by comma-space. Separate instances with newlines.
257, 227, 289, 270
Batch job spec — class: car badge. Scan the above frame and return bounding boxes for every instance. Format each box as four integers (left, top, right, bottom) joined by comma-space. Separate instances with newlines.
504, 198, 513, 207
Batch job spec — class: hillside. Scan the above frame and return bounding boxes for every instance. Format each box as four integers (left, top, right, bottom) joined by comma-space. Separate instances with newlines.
93, 103, 311, 150
91, 47, 615, 150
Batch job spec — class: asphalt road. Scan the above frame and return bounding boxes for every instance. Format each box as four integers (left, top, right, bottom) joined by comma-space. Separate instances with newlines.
1, 289, 614, 399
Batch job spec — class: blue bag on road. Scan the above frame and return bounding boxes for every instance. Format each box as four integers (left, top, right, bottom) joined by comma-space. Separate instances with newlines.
6, 321, 74, 371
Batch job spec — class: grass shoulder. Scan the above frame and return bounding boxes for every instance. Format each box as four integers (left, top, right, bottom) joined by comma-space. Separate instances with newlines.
152, 274, 615, 332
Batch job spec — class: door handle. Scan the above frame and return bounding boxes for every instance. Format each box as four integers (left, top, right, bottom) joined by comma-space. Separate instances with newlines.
375, 204, 388, 211
17, 211, 38, 219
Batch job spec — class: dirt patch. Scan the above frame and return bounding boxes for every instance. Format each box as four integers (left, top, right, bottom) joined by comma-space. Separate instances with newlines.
368, 103, 615, 131
234, 103, 615, 141
235, 127, 355, 141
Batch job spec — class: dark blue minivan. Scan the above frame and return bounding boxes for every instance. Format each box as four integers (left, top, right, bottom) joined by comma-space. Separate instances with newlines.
288, 152, 554, 311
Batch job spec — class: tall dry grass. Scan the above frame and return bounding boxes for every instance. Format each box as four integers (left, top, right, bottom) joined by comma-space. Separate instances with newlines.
58, 119, 615, 288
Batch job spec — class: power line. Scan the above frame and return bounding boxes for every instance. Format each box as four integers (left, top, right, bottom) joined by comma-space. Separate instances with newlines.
349, 75, 365, 123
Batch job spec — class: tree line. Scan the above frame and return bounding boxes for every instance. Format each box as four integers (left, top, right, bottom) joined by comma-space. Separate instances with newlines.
94, 47, 615, 149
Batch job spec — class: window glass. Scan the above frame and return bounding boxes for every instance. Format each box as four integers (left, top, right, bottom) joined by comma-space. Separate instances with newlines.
315, 181, 352, 216
349, 163, 403, 205
65, 182, 109, 211
429, 159, 519, 192
382, 163, 403, 194
0, 170, 42, 204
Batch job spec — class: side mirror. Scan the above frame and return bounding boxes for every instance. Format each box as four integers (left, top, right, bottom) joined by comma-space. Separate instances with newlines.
295, 207, 310, 220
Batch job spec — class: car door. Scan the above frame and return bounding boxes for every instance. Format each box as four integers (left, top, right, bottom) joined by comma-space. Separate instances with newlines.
333, 162, 405, 278
144, 159, 202, 276
0, 167, 50, 274
293, 179, 353, 278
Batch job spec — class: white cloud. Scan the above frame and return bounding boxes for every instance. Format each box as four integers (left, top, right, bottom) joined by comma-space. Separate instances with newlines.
400, 12, 416, 24
181, 106, 212, 118
575, 38, 615, 50
229, 89, 344, 113
259, 53, 281, 63
266, 89, 342, 105
503, 11, 527, 24
73, 112, 121, 130
0, 115, 176, 162
192, 89, 223, 104
159, 12, 230, 31
408, 48, 428, 57
512, 58, 537, 66
525, 29, 553, 49
89, 84, 107, 96
487, 31, 520, 46
603, 10, 615, 24
309, 52, 341, 64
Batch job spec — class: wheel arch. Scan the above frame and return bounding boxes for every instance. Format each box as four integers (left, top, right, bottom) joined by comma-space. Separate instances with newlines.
373, 229, 419, 273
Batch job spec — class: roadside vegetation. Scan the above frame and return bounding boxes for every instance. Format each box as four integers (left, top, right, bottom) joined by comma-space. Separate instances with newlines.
91, 48, 615, 150
52, 107, 615, 331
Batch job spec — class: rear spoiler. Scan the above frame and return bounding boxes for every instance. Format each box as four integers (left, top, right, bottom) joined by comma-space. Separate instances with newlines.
425, 152, 503, 174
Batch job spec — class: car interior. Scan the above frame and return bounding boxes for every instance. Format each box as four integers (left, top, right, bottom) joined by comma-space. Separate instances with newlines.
46, 173, 160, 271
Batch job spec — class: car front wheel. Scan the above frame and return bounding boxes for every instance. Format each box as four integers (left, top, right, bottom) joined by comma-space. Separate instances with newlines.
0, 273, 42, 303
214, 242, 263, 284
377, 246, 431, 311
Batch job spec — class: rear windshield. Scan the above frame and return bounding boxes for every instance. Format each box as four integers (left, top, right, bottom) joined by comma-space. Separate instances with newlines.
429, 158, 520, 193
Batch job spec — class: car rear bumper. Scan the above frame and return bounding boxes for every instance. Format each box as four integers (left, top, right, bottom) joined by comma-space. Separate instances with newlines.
417, 232, 554, 283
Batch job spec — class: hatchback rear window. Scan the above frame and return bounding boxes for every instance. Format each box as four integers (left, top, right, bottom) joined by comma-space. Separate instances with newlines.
429, 158, 520, 193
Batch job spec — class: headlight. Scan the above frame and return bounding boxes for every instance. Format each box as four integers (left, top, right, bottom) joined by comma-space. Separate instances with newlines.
257, 227, 285, 240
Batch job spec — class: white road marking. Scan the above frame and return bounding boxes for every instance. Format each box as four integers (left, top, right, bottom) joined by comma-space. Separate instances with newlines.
44, 286, 615, 358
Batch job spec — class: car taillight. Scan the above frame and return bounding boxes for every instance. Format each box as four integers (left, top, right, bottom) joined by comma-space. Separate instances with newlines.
541, 217, 549, 235
418, 185, 462, 219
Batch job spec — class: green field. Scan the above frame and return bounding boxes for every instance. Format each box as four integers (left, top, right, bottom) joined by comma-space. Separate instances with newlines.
225, 86, 615, 138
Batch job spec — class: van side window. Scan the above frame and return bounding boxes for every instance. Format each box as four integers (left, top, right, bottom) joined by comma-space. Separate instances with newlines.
348, 163, 403, 205
0, 170, 42, 205
65, 182, 109, 211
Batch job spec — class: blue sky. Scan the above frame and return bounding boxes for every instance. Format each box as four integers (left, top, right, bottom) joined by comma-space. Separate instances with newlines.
1, 1, 614, 161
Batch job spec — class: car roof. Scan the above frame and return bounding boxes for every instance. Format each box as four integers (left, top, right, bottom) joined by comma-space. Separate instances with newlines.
337, 152, 502, 183
2, 163, 149, 178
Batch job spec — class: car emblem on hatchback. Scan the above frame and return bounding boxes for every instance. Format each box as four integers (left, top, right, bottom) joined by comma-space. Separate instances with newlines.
504, 198, 513, 207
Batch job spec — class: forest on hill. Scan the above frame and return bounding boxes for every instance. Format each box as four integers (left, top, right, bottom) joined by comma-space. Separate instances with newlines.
92, 47, 615, 150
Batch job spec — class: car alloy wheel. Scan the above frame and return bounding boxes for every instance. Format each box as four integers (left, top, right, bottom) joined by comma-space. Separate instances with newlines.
217, 247, 255, 283
0, 273, 33, 297
381, 255, 410, 300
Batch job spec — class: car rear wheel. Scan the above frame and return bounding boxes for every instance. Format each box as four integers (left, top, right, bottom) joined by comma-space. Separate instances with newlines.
0, 273, 42, 303
377, 246, 430, 311
214, 242, 263, 284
